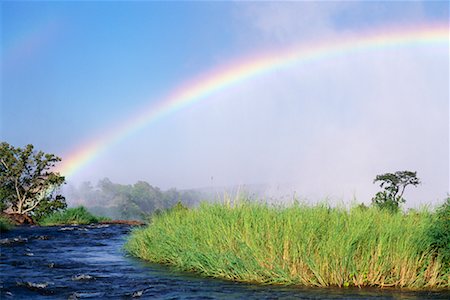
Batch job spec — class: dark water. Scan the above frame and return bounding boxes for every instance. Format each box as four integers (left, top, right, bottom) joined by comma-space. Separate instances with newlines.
1, 225, 448, 299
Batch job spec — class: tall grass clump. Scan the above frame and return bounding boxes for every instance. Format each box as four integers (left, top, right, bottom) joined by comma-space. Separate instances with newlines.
39, 206, 109, 226
428, 198, 450, 272
126, 199, 449, 289
0, 215, 14, 232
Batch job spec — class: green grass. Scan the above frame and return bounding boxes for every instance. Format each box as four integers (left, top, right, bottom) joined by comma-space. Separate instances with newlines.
0, 215, 14, 232
39, 206, 109, 226
125, 199, 449, 289
428, 198, 450, 271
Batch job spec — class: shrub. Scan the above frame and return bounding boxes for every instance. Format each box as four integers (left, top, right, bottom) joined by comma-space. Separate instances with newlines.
39, 206, 109, 226
0, 215, 13, 232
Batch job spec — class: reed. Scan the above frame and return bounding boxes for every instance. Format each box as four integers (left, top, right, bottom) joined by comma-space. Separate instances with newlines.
125, 199, 449, 289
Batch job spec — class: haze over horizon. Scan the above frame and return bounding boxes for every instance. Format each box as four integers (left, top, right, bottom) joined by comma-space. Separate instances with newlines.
2, 1, 449, 207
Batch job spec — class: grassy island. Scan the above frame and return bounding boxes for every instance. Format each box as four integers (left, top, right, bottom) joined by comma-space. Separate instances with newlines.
125, 200, 449, 289
39, 206, 109, 226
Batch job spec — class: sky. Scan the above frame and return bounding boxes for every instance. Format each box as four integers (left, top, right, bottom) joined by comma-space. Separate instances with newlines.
1, 1, 449, 207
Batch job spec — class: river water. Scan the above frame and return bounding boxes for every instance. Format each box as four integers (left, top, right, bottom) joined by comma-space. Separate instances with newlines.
1, 225, 448, 299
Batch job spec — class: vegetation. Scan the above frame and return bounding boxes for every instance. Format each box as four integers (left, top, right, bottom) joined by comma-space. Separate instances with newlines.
428, 197, 450, 271
372, 171, 420, 213
0, 142, 66, 221
0, 215, 14, 232
67, 178, 203, 220
126, 199, 449, 289
38, 206, 109, 226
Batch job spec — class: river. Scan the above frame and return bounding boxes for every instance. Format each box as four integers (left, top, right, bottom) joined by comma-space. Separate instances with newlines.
1, 225, 448, 299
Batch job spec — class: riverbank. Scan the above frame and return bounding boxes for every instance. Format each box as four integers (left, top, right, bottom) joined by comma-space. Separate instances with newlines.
1, 206, 144, 228
2, 224, 449, 299
125, 200, 449, 289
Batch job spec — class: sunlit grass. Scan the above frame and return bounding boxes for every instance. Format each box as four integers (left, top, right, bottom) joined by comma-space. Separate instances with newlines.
125, 199, 449, 289
39, 206, 109, 226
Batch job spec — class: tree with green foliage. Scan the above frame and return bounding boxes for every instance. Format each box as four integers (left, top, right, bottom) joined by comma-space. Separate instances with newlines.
0, 142, 66, 221
372, 171, 420, 212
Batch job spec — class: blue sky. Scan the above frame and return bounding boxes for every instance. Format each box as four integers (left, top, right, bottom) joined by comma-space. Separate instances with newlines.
1, 1, 449, 206
2, 2, 236, 146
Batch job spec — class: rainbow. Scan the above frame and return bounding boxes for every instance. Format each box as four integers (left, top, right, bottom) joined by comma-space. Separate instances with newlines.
57, 23, 449, 178
3, 18, 62, 70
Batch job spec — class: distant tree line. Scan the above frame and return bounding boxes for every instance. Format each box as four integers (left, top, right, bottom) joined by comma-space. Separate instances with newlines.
0, 141, 428, 225
66, 178, 204, 220
0, 142, 206, 223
